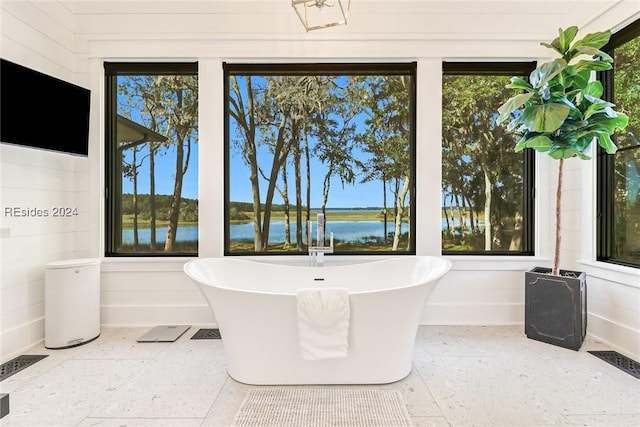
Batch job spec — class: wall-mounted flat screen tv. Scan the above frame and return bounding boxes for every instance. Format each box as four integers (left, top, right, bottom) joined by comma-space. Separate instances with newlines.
1, 58, 91, 156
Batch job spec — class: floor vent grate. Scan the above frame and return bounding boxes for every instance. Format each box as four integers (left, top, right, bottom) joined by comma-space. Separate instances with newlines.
191, 328, 221, 340
0, 355, 48, 382
588, 351, 640, 379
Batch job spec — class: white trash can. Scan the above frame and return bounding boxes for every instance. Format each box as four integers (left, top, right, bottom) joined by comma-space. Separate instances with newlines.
45, 258, 100, 349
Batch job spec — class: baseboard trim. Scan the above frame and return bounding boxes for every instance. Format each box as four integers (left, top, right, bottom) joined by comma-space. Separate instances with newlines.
0, 318, 45, 364
100, 304, 215, 327
587, 313, 640, 362
421, 302, 524, 325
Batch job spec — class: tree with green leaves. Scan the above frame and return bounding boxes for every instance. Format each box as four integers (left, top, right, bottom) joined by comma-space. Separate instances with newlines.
118, 74, 198, 252
498, 26, 629, 275
358, 75, 412, 250
443, 74, 525, 251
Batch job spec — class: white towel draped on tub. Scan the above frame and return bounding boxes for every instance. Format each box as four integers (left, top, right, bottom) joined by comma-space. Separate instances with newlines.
296, 288, 350, 361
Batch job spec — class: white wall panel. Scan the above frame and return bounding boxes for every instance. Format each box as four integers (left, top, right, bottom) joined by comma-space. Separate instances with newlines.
0, 1, 90, 362
587, 271, 640, 360
1, 4, 76, 78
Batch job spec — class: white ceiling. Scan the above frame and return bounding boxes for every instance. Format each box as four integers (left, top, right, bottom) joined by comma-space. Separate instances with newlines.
55, 0, 625, 39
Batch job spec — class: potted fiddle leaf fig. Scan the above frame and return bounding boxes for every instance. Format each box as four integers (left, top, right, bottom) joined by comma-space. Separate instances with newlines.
497, 26, 629, 350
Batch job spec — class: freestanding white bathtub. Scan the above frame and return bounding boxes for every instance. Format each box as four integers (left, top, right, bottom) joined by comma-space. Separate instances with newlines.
183, 256, 452, 385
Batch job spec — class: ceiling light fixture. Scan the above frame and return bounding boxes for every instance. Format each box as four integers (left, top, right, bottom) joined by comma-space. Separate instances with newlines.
292, 0, 351, 32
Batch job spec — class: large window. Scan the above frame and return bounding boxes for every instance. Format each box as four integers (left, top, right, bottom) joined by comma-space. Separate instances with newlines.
105, 63, 198, 256
224, 63, 416, 255
598, 20, 640, 268
442, 62, 535, 254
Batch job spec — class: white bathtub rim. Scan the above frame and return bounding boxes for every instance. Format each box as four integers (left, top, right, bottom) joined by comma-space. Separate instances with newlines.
183, 255, 452, 296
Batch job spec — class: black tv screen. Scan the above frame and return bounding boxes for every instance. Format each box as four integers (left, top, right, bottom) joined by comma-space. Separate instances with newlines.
1, 58, 91, 156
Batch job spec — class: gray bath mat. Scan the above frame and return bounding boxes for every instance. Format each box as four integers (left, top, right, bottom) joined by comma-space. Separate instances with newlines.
232, 387, 413, 427
136, 325, 190, 342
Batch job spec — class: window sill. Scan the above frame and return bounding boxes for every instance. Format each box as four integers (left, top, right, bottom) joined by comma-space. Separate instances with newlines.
442, 255, 543, 271
100, 257, 195, 272
99, 254, 551, 273
577, 260, 640, 289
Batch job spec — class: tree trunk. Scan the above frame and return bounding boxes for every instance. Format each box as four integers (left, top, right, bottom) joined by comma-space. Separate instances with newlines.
281, 163, 291, 249
382, 179, 388, 244
164, 137, 185, 252
149, 147, 157, 251
305, 133, 311, 248
466, 196, 476, 233
443, 204, 450, 233
260, 118, 291, 251
454, 193, 465, 233
165, 89, 193, 252
552, 158, 564, 276
483, 167, 492, 251
132, 150, 139, 249
392, 177, 410, 251
294, 140, 303, 250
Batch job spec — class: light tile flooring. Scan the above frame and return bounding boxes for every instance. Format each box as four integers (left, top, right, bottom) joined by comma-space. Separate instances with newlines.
1, 326, 638, 427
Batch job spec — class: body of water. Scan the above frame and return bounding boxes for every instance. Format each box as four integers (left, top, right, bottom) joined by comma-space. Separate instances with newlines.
230, 220, 409, 244
123, 219, 484, 245
122, 226, 198, 245
123, 221, 409, 245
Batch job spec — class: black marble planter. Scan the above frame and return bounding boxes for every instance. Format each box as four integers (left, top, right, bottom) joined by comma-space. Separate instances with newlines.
525, 267, 587, 351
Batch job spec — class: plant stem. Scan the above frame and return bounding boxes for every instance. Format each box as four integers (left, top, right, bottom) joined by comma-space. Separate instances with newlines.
553, 158, 564, 276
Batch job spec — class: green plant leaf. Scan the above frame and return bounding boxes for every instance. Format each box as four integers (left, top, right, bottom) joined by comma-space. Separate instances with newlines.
545, 26, 579, 55
576, 151, 592, 160
529, 59, 566, 89
549, 146, 580, 159
562, 67, 591, 90
521, 103, 570, 132
559, 117, 587, 131
596, 132, 618, 154
573, 60, 612, 73
497, 92, 534, 124
559, 26, 579, 52
556, 130, 578, 146
506, 76, 533, 92
520, 134, 553, 152
572, 30, 611, 50
583, 80, 604, 98
541, 42, 564, 55
555, 96, 582, 120
515, 135, 529, 152
583, 98, 614, 119
575, 45, 613, 62
587, 110, 629, 132
507, 113, 526, 133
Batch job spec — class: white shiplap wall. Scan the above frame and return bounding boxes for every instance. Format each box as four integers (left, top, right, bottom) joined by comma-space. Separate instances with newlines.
1, 0, 95, 361
1, 0, 639, 362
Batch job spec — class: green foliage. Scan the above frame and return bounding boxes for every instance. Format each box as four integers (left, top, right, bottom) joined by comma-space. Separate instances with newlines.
497, 26, 629, 160
442, 73, 527, 252
122, 194, 198, 223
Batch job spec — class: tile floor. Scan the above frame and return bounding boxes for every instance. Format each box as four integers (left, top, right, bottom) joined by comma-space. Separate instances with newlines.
1, 326, 638, 427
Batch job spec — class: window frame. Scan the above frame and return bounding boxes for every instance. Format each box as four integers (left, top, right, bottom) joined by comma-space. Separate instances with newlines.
441, 61, 537, 256
104, 62, 199, 257
597, 19, 640, 269
223, 62, 417, 256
